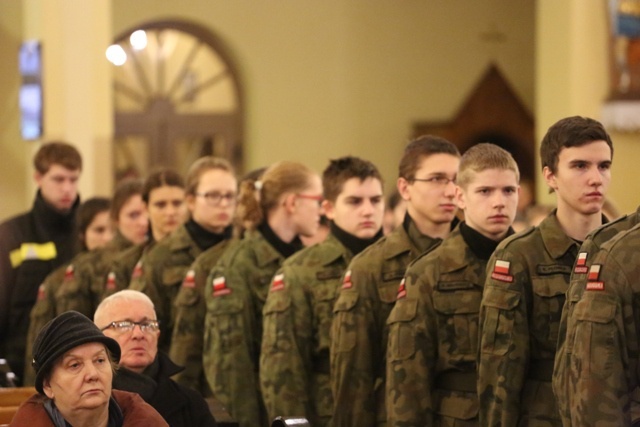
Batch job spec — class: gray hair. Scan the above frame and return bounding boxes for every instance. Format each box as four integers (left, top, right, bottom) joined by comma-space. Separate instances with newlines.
94, 290, 156, 327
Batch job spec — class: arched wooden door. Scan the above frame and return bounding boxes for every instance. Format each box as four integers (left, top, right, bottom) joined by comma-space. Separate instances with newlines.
111, 20, 243, 181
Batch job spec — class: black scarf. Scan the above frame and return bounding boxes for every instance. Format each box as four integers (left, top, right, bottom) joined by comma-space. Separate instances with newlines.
258, 221, 303, 258
330, 221, 383, 256
184, 219, 233, 251
459, 221, 514, 261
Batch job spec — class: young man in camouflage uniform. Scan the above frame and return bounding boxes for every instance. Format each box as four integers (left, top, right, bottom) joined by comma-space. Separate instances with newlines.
553, 205, 640, 426
477, 116, 613, 426
330, 135, 461, 426
386, 143, 519, 426
260, 156, 385, 426
552, 221, 640, 425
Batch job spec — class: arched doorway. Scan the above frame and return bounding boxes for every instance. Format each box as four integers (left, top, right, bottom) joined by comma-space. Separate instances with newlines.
110, 20, 244, 181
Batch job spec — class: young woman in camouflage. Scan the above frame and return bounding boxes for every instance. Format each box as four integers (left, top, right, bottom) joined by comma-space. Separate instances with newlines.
203, 161, 322, 427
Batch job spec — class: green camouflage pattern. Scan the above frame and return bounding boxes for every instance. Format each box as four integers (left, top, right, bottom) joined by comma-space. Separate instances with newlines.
330, 218, 441, 427
478, 212, 578, 427
23, 261, 72, 385
169, 238, 236, 395
112, 241, 157, 297
203, 230, 288, 427
553, 207, 640, 426
386, 225, 485, 427
55, 232, 133, 317
260, 233, 353, 427
136, 225, 204, 352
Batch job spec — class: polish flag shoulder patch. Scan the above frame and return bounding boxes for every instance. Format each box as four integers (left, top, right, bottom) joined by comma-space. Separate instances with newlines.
271, 273, 285, 292
212, 276, 231, 297
182, 270, 196, 288
491, 259, 513, 283
587, 264, 601, 282
342, 270, 353, 289
105, 272, 116, 290
64, 264, 75, 280
37, 284, 46, 301
586, 264, 604, 291
132, 261, 143, 279
574, 252, 589, 274
396, 278, 407, 300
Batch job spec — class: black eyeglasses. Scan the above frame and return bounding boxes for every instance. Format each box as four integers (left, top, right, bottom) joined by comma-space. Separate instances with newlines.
411, 176, 456, 186
195, 191, 237, 206
100, 320, 160, 334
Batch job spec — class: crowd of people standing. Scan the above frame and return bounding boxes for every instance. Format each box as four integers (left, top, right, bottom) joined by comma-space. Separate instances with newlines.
1, 115, 637, 426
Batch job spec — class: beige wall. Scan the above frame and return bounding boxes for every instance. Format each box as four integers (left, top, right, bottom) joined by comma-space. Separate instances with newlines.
537, 0, 640, 215
114, 0, 535, 198
0, 2, 29, 217
1, 0, 536, 219
111, 1, 535, 189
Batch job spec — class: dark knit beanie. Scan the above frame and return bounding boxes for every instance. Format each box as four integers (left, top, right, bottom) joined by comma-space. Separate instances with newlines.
32, 310, 121, 395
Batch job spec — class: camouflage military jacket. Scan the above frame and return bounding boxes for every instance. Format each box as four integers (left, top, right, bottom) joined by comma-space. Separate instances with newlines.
387, 226, 486, 426
330, 217, 440, 427
169, 238, 236, 394
478, 212, 579, 427
553, 207, 640, 425
54, 232, 133, 318
23, 260, 76, 385
135, 225, 203, 352
551, 223, 640, 426
260, 233, 353, 427
203, 230, 288, 427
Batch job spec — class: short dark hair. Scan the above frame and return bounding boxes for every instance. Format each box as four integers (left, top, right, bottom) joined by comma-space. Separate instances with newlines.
33, 141, 82, 174
540, 116, 613, 174
142, 168, 185, 203
322, 156, 383, 202
398, 135, 460, 180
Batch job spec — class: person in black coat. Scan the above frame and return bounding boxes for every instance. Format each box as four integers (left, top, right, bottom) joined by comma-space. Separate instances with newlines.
0, 141, 82, 386
94, 289, 216, 427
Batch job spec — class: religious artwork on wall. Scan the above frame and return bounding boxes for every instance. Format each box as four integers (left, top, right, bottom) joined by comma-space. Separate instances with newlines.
609, 0, 640, 98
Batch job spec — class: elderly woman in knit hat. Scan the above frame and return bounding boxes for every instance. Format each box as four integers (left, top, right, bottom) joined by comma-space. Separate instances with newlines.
10, 311, 168, 427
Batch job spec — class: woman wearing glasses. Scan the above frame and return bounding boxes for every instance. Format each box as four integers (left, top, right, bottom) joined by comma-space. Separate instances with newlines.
203, 160, 323, 427
136, 157, 237, 353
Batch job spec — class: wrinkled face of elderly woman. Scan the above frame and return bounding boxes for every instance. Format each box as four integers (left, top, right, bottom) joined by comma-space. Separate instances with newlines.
42, 342, 113, 413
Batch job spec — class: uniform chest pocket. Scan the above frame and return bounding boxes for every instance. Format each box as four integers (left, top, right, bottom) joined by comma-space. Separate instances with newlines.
387, 298, 418, 361
433, 289, 482, 355
332, 290, 359, 352
531, 276, 568, 346
570, 294, 618, 379
206, 294, 245, 351
262, 293, 292, 354
313, 281, 340, 350
379, 270, 405, 304
480, 285, 521, 356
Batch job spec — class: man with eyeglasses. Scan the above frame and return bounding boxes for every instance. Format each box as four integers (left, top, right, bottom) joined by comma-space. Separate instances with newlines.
94, 289, 216, 427
330, 135, 460, 426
